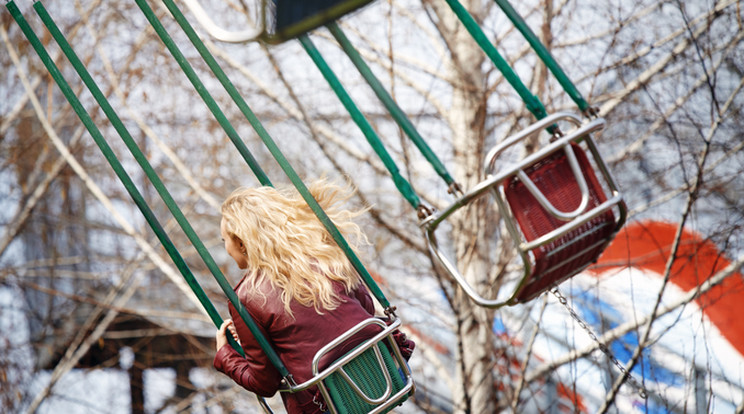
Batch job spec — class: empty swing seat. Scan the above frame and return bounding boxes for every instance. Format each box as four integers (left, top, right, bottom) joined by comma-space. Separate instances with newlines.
422, 112, 626, 308
282, 317, 414, 414
502, 142, 617, 302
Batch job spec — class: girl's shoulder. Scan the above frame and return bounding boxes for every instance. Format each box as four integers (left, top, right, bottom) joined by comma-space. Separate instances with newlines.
234, 272, 281, 305
233, 272, 256, 297
234, 271, 262, 291
231, 273, 286, 325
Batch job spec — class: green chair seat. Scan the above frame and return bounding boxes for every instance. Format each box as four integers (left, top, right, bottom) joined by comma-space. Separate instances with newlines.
323, 341, 409, 414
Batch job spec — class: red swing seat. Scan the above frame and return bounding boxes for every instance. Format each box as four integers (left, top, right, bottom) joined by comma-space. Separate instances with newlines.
503, 142, 618, 303
422, 112, 626, 308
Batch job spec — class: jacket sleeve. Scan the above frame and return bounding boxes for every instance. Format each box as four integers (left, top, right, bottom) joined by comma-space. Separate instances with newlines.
213, 305, 284, 397
213, 342, 282, 397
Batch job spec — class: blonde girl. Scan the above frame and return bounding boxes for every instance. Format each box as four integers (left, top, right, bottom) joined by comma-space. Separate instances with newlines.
213, 179, 382, 414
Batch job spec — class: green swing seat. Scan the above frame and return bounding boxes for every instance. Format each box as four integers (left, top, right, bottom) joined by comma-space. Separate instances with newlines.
284, 317, 414, 414
323, 341, 408, 414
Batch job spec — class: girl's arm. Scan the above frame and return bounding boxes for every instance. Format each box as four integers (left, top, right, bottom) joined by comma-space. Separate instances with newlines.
213, 308, 283, 396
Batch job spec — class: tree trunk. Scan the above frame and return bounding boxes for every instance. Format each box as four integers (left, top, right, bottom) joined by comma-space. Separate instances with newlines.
129, 364, 144, 414
427, 0, 497, 412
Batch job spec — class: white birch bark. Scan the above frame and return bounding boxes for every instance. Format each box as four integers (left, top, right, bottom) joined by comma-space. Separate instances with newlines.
425, 1, 497, 412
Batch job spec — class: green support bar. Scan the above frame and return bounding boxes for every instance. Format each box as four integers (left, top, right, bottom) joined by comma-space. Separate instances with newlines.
131, 0, 271, 187
326, 22, 458, 192
493, 0, 590, 113
30, 1, 289, 378
297, 34, 422, 211
6, 0, 244, 355
444, 0, 549, 121
157, 0, 393, 311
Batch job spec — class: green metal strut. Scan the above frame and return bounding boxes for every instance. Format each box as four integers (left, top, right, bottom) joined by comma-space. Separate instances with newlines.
443, 0, 549, 121
493, 0, 592, 115
7, 0, 246, 357
327, 22, 460, 196
297, 34, 424, 213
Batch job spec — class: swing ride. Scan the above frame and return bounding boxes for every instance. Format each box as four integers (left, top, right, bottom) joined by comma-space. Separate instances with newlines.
7, 2, 413, 413
6, 0, 633, 411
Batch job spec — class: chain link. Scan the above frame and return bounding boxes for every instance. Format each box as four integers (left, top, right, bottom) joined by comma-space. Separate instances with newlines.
551, 287, 649, 399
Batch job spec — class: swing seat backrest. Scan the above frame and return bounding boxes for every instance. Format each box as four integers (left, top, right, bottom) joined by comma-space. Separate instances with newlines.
503, 142, 617, 302
323, 340, 408, 414
284, 317, 414, 414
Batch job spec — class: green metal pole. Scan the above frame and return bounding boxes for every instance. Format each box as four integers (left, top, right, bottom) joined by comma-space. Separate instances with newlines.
32, 0, 288, 377
444, 0, 549, 121
493, 0, 590, 113
297, 34, 422, 210
132, 0, 271, 187
6, 0, 244, 355
327, 22, 458, 190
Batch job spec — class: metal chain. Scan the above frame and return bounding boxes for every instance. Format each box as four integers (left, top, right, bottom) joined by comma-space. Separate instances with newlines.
551, 287, 649, 399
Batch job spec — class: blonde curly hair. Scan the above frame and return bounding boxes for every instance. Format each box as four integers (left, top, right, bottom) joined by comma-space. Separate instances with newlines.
220, 179, 369, 316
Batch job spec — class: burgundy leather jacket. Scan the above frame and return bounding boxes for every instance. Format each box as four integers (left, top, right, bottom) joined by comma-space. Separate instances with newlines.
213, 274, 380, 414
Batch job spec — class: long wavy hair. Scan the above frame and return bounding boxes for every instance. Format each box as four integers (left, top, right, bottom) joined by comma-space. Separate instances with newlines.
220, 179, 369, 316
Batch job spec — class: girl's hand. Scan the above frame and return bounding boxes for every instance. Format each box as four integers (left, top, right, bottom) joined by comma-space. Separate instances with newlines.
216, 319, 239, 351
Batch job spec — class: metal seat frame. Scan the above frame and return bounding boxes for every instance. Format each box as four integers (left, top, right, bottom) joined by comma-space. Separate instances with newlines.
280, 317, 415, 414
421, 112, 627, 308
